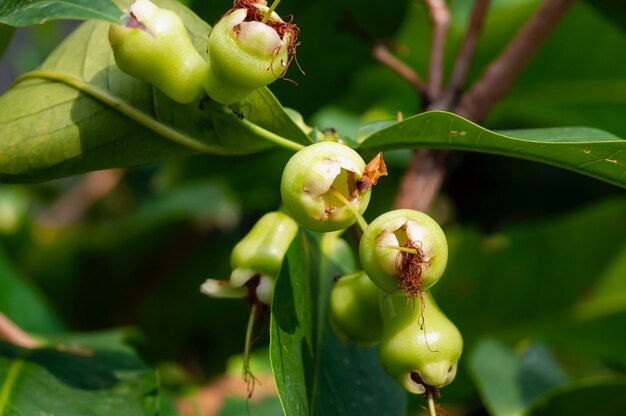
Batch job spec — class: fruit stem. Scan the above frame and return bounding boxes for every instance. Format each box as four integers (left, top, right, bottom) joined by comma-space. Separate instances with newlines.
383, 245, 419, 254
261, 0, 282, 24
329, 187, 368, 232
427, 390, 437, 416
242, 303, 258, 388
209, 101, 305, 152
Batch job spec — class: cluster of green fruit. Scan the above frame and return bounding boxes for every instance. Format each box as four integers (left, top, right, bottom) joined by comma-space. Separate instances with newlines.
108, 0, 462, 401
108, 0, 295, 104
203, 141, 463, 398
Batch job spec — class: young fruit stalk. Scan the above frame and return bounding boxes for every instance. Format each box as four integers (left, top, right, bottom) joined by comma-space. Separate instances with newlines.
204, 0, 299, 104
109, 0, 208, 104
329, 271, 384, 345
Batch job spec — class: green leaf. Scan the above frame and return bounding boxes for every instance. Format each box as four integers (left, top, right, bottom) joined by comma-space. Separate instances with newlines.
0, 0, 310, 183
469, 338, 626, 416
0, 242, 64, 333
468, 339, 569, 416
429, 197, 626, 402
0, 0, 125, 26
358, 111, 626, 188
270, 233, 406, 415
0, 338, 158, 415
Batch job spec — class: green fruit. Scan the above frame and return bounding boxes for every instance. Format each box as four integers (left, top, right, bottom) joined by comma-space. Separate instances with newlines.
359, 209, 448, 295
201, 211, 298, 304
204, 4, 295, 104
109, 0, 208, 104
379, 292, 462, 394
281, 142, 371, 232
329, 271, 383, 345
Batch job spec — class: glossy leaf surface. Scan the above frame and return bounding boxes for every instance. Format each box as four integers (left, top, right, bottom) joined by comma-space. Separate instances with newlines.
358, 111, 626, 187
0, 0, 125, 26
0, 0, 309, 183
270, 233, 406, 415
0, 336, 158, 415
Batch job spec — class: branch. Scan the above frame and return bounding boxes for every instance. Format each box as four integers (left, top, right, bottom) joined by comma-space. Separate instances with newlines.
456, 0, 575, 122
38, 169, 125, 228
424, 0, 450, 101
0, 312, 37, 348
430, 0, 491, 110
372, 42, 427, 96
392, 149, 449, 212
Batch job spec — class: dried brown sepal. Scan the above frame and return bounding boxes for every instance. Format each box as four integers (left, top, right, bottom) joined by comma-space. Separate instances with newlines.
357, 152, 388, 192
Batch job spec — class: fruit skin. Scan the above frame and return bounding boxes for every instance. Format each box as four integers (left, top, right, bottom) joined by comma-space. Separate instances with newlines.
201, 211, 298, 304
329, 271, 383, 345
109, 0, 208, 104
204, 5, 291, 104
379, 292, 462, 394
281, 141, 371, 233
359, 209, 448, 294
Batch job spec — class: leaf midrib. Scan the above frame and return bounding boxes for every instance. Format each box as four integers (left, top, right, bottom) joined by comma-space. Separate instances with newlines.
1, 0, 122, 23
0, 359, 24, 415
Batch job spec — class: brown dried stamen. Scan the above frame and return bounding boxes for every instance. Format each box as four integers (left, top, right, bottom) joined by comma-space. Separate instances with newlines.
395, 240, 425, 299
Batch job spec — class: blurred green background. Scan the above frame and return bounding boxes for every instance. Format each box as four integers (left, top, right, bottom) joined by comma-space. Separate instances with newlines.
0, 0, 625, 415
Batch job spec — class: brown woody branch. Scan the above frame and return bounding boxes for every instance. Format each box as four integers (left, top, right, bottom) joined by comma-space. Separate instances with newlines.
38, 168, 125, 228
456, 0, 575, 122
424, 0, 450, 101
372, 42, 427, 96
0, 312, 37, 348
430, 0, 491, 111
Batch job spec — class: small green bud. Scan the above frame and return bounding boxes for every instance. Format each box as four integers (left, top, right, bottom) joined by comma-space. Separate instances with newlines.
281, 142, 371, 232
201, 211, 298, 304
379, 292, 462, 394
109, 0, 208, 104
329, 271, 383, 345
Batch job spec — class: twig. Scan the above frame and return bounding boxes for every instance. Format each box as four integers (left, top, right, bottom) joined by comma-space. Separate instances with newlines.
38, 169, 125, 228
424, 0, 450, 102
392, 149, 449, 212
0, 312, 37, 348
430, 0, 491, 110
456, 0, 575, 122
372, 42, 427, 96
392, 0, 451, 212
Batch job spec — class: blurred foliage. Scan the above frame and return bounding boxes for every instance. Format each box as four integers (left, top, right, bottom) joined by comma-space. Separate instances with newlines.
0, 0, 625, 415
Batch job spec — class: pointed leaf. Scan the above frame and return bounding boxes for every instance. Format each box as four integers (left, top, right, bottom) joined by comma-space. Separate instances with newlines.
0, 0, 126, 26
358, 111, 626, 187
0, 338, 158, 415
0, 0, 310, 183
270, 233, 406, 415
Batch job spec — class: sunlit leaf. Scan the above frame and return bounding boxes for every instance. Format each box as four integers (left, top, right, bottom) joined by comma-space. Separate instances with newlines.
358, 111, 626, 188
0, 0, 309, 183
0, 0, 125, 26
